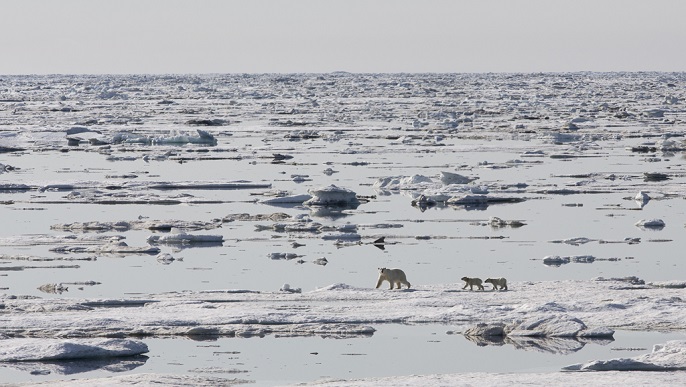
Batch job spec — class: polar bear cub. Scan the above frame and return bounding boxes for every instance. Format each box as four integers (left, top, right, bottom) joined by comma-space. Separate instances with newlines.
376, 267, 411, 290
484, 277, 508, 291
461, 276, 484, 291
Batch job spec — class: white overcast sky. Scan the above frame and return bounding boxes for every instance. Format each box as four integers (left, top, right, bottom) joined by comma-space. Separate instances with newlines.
2, 0, 685, 74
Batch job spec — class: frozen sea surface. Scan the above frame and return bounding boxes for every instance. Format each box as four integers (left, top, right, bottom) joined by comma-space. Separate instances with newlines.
1, 72, 686, 385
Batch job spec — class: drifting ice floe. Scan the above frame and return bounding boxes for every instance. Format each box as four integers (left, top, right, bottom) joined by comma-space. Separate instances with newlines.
51, 219, 222, 232
473, 320, 611, 340
564, 340, 686, 371
51, 241, 161, 255
304, 185, 360, 207
146, 228, 223, 245
260, 194, 313, 205
0, 338, 148, 362
111, 129, 218, 146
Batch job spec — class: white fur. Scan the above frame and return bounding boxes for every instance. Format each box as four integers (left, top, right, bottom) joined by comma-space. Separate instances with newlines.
461, 276, 484, 291
376, 268, 411, 289
485, 277, 508, 291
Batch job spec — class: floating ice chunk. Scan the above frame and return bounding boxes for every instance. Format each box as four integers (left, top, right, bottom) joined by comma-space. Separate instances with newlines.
634, 191, 650, 206
304, 185, 360, 206
146, 229, 223, 245
111, 129, 217, 146
152, 129, 218, 145
259, 194, 312, 205
543, 255, 595, 266
312, 257, 328, 265
446, 194, 523, 206
38, 283, 68, 294
0, 338, 148, 361
0, 183, 30, 191
543, 255, 569, 265
564, 340, 686, 371
373, 175, 435, 191
321, 233, 361, 241
50, 241, 161, 255
112, 132, 149, 144
521, 150, 545, 157
549, 237, 595, 245
507, 315, 613, 338
447, 194, 488, 205
635, 219, 665, 229
489, 217, 526, 228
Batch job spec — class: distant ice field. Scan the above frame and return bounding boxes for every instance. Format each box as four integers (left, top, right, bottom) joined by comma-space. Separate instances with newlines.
1, 72, 686, 385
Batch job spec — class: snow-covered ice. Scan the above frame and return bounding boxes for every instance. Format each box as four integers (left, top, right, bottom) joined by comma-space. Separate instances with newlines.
2, 72, 686, 385
0, 279, 685, 385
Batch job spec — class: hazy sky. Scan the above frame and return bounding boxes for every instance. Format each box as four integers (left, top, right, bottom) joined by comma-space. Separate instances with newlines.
2, 0, 685, 74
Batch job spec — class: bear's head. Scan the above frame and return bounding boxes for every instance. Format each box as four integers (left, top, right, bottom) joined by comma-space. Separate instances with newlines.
378, 267, 387, 273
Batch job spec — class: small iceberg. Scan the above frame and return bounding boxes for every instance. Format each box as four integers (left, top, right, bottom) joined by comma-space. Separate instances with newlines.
634, 191, 650, 208
304, 185, 360, 207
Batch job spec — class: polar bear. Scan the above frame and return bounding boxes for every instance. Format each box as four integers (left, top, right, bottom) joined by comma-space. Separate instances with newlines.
484, 277, 508, 291
376, 267, 411, 290
461, 276, 484, 291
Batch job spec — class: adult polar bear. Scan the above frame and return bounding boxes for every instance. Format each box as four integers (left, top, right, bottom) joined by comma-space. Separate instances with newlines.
484, 277, 508, 291
375, 267, 411, 289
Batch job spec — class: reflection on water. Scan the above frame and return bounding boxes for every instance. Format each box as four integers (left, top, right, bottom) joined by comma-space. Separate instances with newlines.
0, 356, 148, 376
463, 334, 614, 355
1, 325, 682, 385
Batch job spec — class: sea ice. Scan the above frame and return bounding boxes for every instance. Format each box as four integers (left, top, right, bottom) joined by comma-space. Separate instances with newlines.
304, 185, 360, 207
0, 338, 148, 361
564, 340, 686, 371
146, 229, 223, 245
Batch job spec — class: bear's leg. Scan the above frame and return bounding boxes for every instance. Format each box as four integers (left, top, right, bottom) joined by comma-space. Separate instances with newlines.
463, 283, 468, 290
376, 278, 384, 289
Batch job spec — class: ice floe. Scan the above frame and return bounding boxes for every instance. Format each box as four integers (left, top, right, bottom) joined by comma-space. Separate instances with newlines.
0, 338, 148, 361
564, 340, 686, 371
146, 229, 223, 245
304, 185, 360, 207
0, 278, 684, 384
